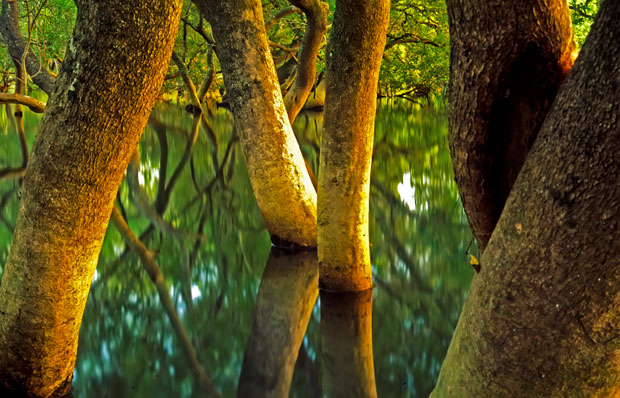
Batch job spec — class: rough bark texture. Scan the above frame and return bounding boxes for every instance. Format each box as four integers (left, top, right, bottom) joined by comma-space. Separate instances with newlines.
447, 0, 576, 250
432, 1, 620, 396
321, 289, 376, 397
283, 0, 327, 124
0, 0, 56, 95
238, 249, 318, 398
0, 1, 182, 396
317, 0, 390, 291
195, 0, 317, 248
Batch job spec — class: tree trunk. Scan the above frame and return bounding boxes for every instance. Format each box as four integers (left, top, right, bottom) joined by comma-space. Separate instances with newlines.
317, 0, 390, 291
238, 249, 318, 398
447, 0, 575, 250
432, 1, 620, 396
321, 289, 376, 397
0, 0, 56, 95
194, 0, 318, 248
0, 1, 182, 396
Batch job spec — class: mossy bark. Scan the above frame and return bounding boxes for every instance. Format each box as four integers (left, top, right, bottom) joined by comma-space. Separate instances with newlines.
447, 0, 575, 250
432, 1, 620, 395
317, 0, 390, 291
0, 1, 182, 396
195, 0, 318, 248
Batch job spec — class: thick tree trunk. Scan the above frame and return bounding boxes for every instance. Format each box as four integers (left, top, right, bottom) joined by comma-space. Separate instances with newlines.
0, 1, 182, 396
238, 249, 318, 398
447, 0, 575, 250
321, 289, 376, 397
0, 0, 56, 95
432, 1, 620, 396
195, 0, 318, 248
317, 0, 390, 291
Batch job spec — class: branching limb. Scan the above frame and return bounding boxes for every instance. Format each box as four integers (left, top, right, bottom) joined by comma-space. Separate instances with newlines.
0, 0, 55, 94
265, 5, 302, 31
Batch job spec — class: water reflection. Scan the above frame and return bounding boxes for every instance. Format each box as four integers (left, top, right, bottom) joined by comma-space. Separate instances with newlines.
0, 100, 473, 397
321, 289, 376, 398
239, 249, 318, 398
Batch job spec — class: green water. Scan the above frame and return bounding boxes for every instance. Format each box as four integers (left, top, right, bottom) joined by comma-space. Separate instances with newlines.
0, 100, 473, 397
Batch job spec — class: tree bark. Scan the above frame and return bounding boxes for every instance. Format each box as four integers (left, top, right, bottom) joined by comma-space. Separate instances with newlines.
194, 0, 318, 248
447, 0, 576, 250
432, 1, 620, 395
283, 0, 327, 124
238, 249, 318, 398
0, 1, 182, 396
0, 0, 56, 95
317, 0, 390, 291
321, 288, 376, 397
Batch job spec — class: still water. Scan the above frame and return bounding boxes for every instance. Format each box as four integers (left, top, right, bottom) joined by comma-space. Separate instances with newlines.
0, 100, 473, 397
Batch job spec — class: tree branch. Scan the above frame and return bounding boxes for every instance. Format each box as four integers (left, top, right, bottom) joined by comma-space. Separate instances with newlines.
0, 0, 55, 95
0, 92, 45, 113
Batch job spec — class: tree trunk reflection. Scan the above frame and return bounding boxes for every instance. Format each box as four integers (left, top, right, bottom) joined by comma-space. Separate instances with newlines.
238, 249, 318, 398
320, 288, 376, 398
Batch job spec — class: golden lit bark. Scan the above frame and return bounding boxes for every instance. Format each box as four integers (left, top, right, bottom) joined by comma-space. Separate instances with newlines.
194, 0, 317, 248
321, 289, 376, 397
317, 0, 390, 291
432, 1, 620, 395
238, 249, 318, 397
0, 1, 182, 396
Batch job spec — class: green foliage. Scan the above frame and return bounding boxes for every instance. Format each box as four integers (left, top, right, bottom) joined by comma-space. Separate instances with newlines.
0, 0, 603, 102
569, 0, 599, 47
380, 0, 450, 100
26, 0, 76, 62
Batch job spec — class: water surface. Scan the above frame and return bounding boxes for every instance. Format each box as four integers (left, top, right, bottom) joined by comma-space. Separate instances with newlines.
0, 100, 474, 397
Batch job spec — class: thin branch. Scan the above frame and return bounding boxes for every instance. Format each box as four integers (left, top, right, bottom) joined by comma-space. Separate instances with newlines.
0, 92, 45, 113
265, 5, 302, 31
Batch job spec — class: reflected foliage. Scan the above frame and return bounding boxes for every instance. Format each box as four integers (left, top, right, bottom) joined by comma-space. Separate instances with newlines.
0, 101, 473, 397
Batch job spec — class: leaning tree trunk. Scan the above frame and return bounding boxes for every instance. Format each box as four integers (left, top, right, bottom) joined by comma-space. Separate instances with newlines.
0, 1, 182, 396
432, 1, 620, 396
317, 0, 390, 291
283, 0, 327, 124
194, 0, 318, 248
447, 0, 575, 250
